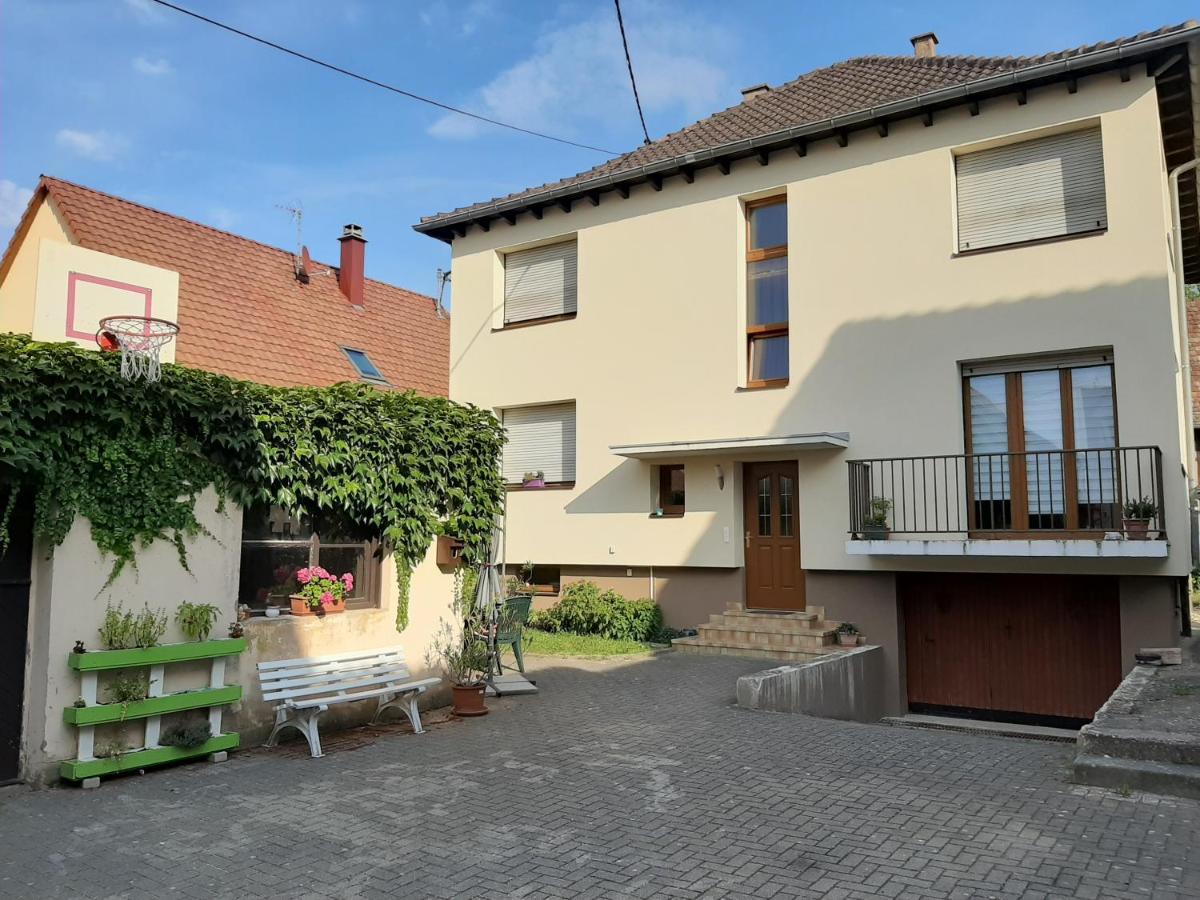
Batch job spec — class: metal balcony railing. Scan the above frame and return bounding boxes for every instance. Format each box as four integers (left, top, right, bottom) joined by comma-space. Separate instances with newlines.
847, 446, 1166, 539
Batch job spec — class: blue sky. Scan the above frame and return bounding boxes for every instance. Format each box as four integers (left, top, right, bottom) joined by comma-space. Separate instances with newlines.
2, 0, 1196, 298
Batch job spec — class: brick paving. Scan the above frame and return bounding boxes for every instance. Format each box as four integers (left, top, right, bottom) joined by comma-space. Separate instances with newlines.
0, 652, 1197, 899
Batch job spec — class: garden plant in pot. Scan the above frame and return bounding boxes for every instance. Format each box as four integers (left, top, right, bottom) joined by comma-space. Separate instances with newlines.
522, 470, 546, 488
290, 566, 354, 616
860, 497, 893, 540
437, 623, 491, 717
1122, 496, 1158, 540
835, 622, 861, 647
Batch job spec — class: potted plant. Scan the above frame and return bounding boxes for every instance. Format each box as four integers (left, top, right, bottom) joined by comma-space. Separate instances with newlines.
436, 625, 491, 717
1122, 496, 1158, 540
522, 470, 546, 489
175, 601, 220, 641
860, 497, 892, 540
835, 622, 861, 647
290, 566, 353, 616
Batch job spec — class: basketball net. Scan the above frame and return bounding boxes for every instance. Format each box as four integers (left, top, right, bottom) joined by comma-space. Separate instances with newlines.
96, 316, 180, 383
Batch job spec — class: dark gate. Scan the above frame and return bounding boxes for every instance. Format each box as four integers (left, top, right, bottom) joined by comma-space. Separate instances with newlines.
0, 498, 33, 784
901, 572, 1121, 726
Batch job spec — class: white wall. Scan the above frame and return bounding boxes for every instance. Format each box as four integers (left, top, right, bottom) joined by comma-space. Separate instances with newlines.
447, 69, 1189, 578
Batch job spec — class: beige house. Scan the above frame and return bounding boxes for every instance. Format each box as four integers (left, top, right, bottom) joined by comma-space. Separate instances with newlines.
416, 25, 1200, 726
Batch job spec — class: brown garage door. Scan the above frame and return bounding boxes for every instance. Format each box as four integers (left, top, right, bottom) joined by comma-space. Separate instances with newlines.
900, 573, 1122, 725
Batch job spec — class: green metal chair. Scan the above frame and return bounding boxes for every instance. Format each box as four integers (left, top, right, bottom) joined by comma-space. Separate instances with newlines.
495, 595, 533, 674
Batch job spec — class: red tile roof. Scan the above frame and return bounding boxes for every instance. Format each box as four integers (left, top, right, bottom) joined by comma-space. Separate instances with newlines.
417, 22, 1196, 232
9, 176, 448, 394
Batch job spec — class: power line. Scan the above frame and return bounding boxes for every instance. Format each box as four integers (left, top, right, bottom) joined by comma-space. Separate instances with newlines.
613, 0, 651, 146
146, 0, 619, 156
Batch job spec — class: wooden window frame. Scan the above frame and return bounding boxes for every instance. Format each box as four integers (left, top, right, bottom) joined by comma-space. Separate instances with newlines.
962, 363, 1119, 538
656, 464, 685, 517
239, 511, 382, 613
745, 196, 788, 389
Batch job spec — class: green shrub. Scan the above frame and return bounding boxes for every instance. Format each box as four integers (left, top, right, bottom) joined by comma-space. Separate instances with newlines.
529, 581, 662, 641
98, 602, 167, 649
160, 720, 212, 749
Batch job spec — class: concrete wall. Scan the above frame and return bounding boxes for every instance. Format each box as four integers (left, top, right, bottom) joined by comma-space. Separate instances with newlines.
447, 69, 1189, 581
736, 646, 886, 722
558, 565, 742, 628
806, 572, 904, 716
1118, 575, 1182, 675
20, 496, 455, 785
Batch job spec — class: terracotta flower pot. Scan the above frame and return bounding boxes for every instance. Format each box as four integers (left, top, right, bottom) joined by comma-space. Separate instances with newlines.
837, 633, 859, 647
289, 595, 347, 616
451, 683, 488, 717
1122, 518, 1151, 541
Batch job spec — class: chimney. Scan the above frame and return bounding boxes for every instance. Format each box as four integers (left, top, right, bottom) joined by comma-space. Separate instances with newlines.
338, 224, 366, 306
910, 32, 939, 59
740, 83, 771, 101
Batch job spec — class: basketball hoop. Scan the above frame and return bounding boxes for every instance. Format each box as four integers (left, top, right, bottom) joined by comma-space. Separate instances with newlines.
95, 315, 180, 383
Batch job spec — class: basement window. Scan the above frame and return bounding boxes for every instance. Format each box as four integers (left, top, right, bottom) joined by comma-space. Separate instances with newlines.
341, 347, 388, 383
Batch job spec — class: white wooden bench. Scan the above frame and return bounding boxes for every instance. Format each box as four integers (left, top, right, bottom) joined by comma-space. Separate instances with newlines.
257, 647, 440, 758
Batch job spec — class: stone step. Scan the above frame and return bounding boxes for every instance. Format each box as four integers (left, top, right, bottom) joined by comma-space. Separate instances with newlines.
696, 625, 836, 649
672, 637, 838, 662
724, 602, 825, 619
708, 612, 830, 631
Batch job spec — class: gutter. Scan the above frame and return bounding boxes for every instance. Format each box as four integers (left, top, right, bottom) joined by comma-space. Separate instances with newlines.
415, 25, 1200, 237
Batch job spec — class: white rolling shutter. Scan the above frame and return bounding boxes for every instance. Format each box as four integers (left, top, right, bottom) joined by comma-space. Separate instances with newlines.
502, 402, 577, 484
956, 127, 1106, 252
504, 240, 578, 324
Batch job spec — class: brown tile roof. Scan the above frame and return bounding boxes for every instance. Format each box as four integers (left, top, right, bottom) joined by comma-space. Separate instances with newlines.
12, 176, 448, 394
417, 23, 1196, 231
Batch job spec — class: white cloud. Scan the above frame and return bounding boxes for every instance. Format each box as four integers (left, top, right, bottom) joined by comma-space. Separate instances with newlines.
123, 0, 165, 23
56, 128, 128, 162
132, 56, 172, 76
427, 1, 731, 142
0, 181, 34, 229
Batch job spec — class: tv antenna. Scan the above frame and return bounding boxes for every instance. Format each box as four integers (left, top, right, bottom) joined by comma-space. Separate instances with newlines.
435, 268, 451, 319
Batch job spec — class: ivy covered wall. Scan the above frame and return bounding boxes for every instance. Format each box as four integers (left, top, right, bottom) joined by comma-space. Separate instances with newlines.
0, 333, 505, 579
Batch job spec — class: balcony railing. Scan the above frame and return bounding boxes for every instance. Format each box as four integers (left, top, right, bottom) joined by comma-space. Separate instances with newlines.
847, 446, 1165, 539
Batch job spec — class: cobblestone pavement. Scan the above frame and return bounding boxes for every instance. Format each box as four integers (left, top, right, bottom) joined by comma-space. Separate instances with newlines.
0, 652, 1197, 899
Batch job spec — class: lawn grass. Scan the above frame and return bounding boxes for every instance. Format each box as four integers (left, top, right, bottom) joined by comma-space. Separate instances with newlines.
523, 629, 661, 658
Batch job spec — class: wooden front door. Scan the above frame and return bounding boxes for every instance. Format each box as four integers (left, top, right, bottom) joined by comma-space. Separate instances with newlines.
900, 573, 1121, 725
743, 461, 805, 611
0, 499, 32, 784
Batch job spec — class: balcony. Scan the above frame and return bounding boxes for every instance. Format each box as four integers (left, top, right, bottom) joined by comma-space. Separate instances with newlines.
846, 446, 1168, 559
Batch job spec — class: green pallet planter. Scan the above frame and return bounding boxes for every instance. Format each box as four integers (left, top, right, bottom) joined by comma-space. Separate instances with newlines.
68, 638, 247, 671
59, 733, 240, 782
64, 685, 242, 727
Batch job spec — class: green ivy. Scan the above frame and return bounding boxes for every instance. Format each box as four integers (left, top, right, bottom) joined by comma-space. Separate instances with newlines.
0, 334, 505, 583
395, 556, 411, 633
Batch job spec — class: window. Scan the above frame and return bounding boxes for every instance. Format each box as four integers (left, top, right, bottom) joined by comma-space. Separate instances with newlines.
341, 347, 387, 383
656, 464, 685, 516
503, 240, 578, 325
501, 402, 576, 486
956, 126, 1106, 252
746, 197, 788, 386
237, 504, 380, 612
963, 353, 1117, 532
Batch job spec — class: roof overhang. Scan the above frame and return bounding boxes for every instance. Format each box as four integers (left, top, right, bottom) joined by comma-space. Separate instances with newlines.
414, 24, 1200, 257
610, 432, 850, 460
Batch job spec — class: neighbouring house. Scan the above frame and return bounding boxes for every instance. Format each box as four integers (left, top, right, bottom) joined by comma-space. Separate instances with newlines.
0, 177, 458, 785
416, 24, 1200, 728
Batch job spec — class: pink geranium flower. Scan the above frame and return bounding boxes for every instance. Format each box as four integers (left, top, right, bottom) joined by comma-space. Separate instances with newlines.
296, 568, 312, 584
341, 573, 354, 591
320, 591, 334, 607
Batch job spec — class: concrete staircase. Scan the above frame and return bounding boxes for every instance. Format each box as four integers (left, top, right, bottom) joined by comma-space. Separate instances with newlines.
672, 603, 843, 662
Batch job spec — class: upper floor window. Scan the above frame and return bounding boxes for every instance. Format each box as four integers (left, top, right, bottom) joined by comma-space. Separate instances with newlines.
502, 401, 577, 486
746, 197, 788, 387
503, 239, 578, 326
237, 504, 381, 613
955, 126, 1107, 252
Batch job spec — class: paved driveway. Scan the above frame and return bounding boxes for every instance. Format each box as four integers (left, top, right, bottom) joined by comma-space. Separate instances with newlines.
0, 653, 1196, 899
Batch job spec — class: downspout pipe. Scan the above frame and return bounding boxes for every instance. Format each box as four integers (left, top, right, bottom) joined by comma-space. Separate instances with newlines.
1169, 158, 1199, 486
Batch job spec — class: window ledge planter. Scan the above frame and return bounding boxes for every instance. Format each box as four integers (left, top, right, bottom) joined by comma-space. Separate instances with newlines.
289, 595, 347, 616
